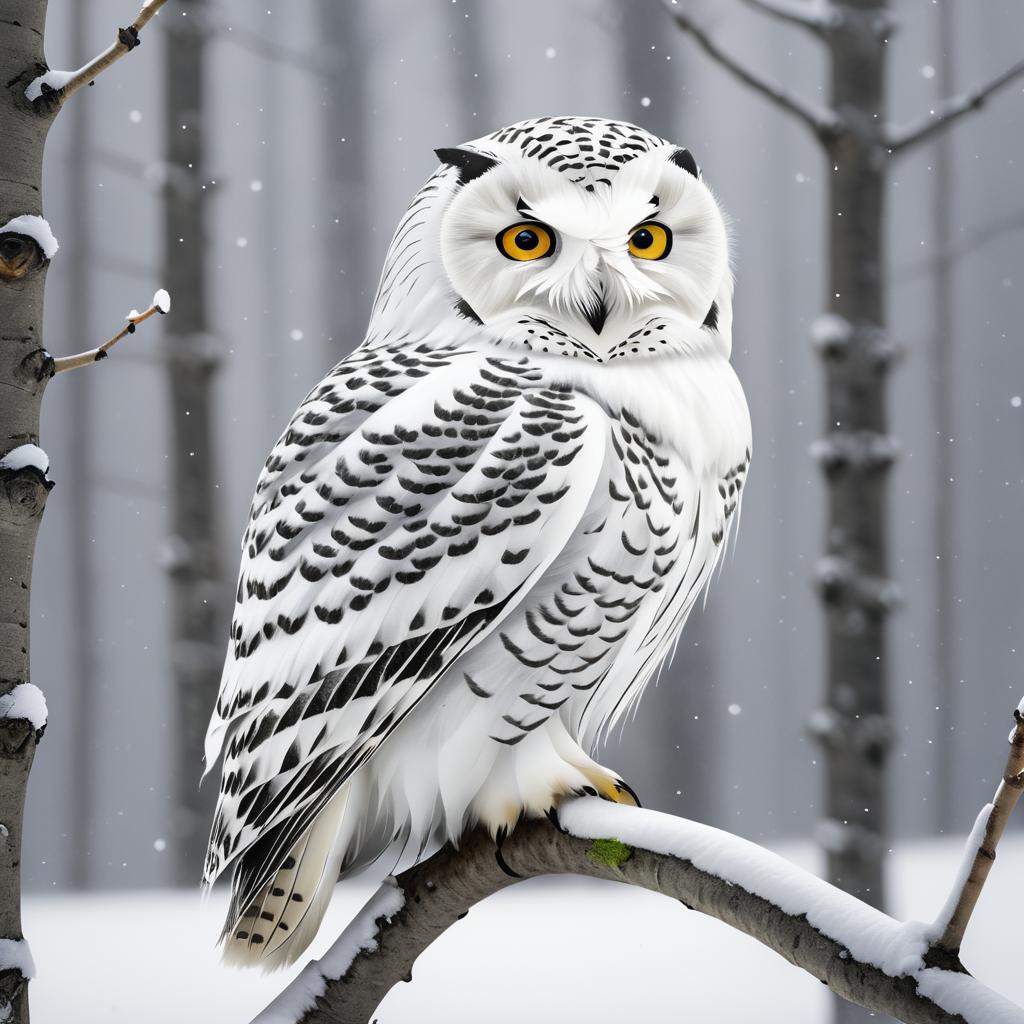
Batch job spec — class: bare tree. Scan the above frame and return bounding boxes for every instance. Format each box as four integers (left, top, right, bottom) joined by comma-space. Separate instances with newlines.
656, 13, 1024, 1022
319, 1, 370, 362
254, 700, 1024, 1024
0, 3, 169, 1018
159, 0, 223, 886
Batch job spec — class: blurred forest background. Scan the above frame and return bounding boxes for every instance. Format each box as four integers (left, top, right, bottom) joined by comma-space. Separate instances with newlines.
27, 0, 1024, 896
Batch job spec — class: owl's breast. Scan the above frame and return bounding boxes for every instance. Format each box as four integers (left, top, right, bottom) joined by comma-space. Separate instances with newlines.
461, 378, 749, 750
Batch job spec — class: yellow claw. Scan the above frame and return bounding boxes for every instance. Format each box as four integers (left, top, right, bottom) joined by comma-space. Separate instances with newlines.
579, 767, 641, 807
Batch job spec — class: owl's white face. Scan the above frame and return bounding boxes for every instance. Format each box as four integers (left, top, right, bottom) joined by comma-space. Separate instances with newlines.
436, 135, 729, 362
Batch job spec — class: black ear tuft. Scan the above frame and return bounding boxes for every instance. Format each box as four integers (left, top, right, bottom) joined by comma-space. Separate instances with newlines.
669, 147, 700, 179
435, 147, 500, 186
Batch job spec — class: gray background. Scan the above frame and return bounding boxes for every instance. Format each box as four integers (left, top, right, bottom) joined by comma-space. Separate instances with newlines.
27, 0, 1024, 891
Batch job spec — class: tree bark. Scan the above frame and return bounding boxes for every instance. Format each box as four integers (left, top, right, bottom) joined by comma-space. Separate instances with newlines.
0, 4, 59, 1020
161, 0, 222, 885
815, 0, 893, 910
254, 805, 1018, 1024
814, 9, 897, 1020
931, 0, 957, 835
0, 5, 57, 1020
319, 1, 369, 363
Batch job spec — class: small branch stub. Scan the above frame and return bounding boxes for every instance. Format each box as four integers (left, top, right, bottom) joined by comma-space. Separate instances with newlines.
26, 0, 170, 110
51, 289, 170, 375
662, 0, 843, 142
930, 702, 1024, 957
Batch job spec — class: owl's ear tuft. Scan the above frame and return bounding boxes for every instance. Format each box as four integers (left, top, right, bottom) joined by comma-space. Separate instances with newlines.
435, 147, 500, 186
669, 148, 700, 179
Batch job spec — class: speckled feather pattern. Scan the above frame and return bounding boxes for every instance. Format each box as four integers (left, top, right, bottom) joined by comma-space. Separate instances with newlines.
204, 116, 752, 968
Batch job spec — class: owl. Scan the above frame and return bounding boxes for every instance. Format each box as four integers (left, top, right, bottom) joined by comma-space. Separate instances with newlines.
203, 116, 751, 969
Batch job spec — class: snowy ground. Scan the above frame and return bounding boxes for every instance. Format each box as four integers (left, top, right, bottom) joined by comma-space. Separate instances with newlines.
25, 833, 1024, 1023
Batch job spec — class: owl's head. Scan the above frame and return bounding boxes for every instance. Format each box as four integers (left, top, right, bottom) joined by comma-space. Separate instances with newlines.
368, 117, 732, 363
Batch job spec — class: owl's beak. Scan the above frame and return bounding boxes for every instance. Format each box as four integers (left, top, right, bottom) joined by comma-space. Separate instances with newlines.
580, 298, 608, 335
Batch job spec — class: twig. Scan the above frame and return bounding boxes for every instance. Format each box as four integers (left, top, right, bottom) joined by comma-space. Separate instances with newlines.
931, 702, 1024, 956
253, 800, 1023, 1024
30, 0, 170, 109
51, 290, 170, 374
887, 57, 1024, 154
739, 0, 836, 34
662, 0, 843, 142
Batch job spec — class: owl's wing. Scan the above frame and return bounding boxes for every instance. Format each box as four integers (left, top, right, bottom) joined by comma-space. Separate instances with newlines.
203, 344, 608, 892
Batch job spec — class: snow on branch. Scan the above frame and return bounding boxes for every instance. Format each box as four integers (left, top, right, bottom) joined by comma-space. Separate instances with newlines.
662, 0, 843, 141
51, 289, 170, 375
253, 793, 1024, 1024
26, 0, 169, 110
887, 57, 1024, 154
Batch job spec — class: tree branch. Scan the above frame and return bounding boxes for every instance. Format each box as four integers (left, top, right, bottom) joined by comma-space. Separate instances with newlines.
51, 290, 170, 375
26, 0, 169, 111
930, 705, 1024, 956
887, 57, 1024, 154
253, 798, 1024, 1024
662, 0, 842, 141
738, 0, 837, 35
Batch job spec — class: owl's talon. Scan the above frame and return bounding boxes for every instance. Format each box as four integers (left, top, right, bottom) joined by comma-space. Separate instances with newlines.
494, 826, 522, 878
544, 806, 567, 833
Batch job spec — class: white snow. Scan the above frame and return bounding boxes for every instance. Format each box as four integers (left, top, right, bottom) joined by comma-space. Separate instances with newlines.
153, 288, 171, 314
0, 216, 58, 259
561, 800, 931, 976
24, 69, 75, 102
19, 832, 1024, 1024
254, 880, 405, 1024
932, 803, 992, 936
0, 685, 47, 732
0, 939, 34, 979
0, 444, 49, 476
810, 312, 852, 346
917, 969, 1024, 1024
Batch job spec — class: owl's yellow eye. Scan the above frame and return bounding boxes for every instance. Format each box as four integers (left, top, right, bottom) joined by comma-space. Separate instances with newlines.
497, 222, 555, 261
628, 222, 672, 260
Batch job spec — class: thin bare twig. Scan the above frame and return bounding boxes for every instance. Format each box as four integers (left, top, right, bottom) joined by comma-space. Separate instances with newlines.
253, 802, 1024, 1024
887, 57, 1024, 154
931, 704, 1024, 955
34, 0, 170, 109
662, 0, 842, 141
51, 290, 170, 374
739, 0, 835, 34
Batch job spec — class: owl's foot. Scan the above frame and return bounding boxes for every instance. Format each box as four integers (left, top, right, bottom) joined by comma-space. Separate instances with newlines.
576, 765, 642, 808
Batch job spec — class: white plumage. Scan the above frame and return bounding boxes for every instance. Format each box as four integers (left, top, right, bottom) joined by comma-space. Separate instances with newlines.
203, 116, 751, 968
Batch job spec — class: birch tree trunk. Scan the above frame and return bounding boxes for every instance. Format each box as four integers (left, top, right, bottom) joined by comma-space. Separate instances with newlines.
931, 0, 957, 835
161, 0, 222, 885
319, 1, 369, 361
0, 4, 55, 1018
814, 2, 894, 921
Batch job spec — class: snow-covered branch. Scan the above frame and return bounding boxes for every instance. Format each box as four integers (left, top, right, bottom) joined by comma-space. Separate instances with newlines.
51, 289, 170, 375
887, 57, 1024, 154
26, 0, 169, 111
253, 796, 1024, 1024
662, 0, 843, 141
930, 703, 1024, 958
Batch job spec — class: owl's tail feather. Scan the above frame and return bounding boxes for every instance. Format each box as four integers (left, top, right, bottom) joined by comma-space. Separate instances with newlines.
222, 786, 351, 971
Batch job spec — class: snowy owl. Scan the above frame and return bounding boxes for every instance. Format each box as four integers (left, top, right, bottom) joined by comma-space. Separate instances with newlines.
203, 116, 751, 968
